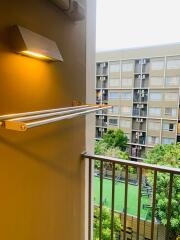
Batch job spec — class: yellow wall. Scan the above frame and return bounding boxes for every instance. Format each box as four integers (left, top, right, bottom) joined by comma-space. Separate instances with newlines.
0, 1, 86, 240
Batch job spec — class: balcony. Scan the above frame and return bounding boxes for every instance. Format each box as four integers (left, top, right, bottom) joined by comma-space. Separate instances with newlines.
83, 153, 180, 240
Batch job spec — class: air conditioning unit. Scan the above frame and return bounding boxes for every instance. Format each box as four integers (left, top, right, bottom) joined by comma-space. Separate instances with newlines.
136, 118, 140, 122
142, 74, 146, 79
50, 0, 85, 21
138, 75, 141, 79
137, 90, 140, 94
140, 118, 143, 122
138, 146, 142, 150
139, 132, 143, 137
102, 63, 106, 68
142, 59, 146, 64
139, 60, 142, 65
140, 104, 144, 109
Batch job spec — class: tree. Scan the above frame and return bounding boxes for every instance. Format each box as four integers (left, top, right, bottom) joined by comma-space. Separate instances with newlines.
94, 206, 122, 240
145, 144, 180, 239
94, 129, 136, 172
102, 129, 128, 151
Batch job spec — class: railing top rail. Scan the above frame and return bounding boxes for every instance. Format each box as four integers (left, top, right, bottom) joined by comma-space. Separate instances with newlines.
82, 152, 180, 175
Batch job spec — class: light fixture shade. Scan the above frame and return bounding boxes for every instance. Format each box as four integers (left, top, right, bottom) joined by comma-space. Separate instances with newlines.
10, 25, 63, 62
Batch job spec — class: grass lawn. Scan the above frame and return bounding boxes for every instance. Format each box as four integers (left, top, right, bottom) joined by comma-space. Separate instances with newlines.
94, 176, 151, 220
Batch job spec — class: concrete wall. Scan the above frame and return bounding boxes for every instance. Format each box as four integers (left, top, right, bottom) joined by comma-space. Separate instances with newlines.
0, 1, 88, 240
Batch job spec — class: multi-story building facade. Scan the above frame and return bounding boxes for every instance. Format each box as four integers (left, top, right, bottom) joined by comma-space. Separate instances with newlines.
96, 44, 180, 161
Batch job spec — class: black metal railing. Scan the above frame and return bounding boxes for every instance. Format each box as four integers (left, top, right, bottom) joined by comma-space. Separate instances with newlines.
83, 153, 180, 240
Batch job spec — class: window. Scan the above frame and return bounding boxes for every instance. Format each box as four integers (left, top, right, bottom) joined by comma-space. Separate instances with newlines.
110, 61, 120, 73
162, 138, 175, 144
109, 79, 119, 87
119, 120, 131, 128
167, 58, 180, 69
149, 92, 162, 101
122, 62, 133, 72
149, 108, 161, 116
120, 92, 132, 100
121, 78, 132, 87
164, 93, 178, 101
148, 136, 160, 145
148, 122, 161, 131
151, 60, 164, 70
108, 106, 119, 115
164, 108, 177, 117
121, 106, 132, 115
109, 118, 118, 126
163, 122, 175, 132
109, 92, 120, 99
165, 76, 180, 86
150, 77, 163, 86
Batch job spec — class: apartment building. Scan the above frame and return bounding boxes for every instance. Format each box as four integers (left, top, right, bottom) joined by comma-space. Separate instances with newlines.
96, 44, 180, 161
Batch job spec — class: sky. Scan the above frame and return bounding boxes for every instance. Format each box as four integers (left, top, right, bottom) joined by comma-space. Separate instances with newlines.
96, 0, 180, 52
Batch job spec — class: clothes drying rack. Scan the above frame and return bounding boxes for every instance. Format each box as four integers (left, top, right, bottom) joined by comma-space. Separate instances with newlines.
0, 104, 111, 132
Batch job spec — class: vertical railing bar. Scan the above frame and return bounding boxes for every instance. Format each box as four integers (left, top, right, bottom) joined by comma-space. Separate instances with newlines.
111, 162, 116, 240
88, 157, 92, 240
99, 160, 103, 240
123, 165, 128, 240
165, 173, 173, 240
136, 167, 142, 240
151, 170, 157, 240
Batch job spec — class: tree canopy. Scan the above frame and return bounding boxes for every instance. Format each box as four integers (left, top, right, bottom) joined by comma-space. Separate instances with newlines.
94, 206, 122, 240
145, 144, 180, 238
101, 129, 128, 151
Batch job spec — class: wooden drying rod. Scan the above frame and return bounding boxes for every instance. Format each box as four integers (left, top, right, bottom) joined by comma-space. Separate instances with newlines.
0, 104, 112, 132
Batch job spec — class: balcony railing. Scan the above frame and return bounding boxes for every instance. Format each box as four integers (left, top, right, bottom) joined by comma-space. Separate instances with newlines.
82, 153, 180, 240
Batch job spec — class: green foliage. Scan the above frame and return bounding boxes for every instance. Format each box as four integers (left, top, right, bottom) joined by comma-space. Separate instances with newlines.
94, 129, 136, 172
102, 129, 128, 151
94, 206, 122, 240
145, 144, 180, 237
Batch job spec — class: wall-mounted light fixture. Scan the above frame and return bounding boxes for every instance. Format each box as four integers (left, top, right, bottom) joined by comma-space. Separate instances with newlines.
10, 25, 63, 62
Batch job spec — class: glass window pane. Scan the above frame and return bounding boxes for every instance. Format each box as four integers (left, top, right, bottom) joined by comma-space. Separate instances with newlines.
149, 108, 161, 116
109, 79, 119, 87
122, 62, 133, 72
119, 120, 131, 128
150, 77, 163, 86
121, 78, 133, 87
162, 138, 175, 144
167, 58, 180, 69
151, 60, 164, 70
165, 76, 180, 86
120, 92, 132, 100
164, 93, 178, 101
109, 92, 120, 99
110, 61, 120, 73
149, 92, 162, 101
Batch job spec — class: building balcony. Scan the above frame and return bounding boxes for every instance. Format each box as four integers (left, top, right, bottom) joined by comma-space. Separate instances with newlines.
83, 153, 180, 240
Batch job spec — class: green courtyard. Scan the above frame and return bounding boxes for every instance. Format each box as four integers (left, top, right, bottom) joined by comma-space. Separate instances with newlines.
94, 176, 151, 220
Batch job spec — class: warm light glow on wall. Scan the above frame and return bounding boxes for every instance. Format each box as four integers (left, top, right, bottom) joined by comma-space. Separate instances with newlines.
21, 51, 53, 61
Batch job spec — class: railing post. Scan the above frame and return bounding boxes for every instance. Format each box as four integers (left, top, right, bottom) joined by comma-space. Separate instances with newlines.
99, 160, 103, 240
111, 163, 115, 240
88, 157, 92, 240
137, 167, 142, 240
123, 165, 129, 240
151, 170, 157, 240
165, 173, 173, 240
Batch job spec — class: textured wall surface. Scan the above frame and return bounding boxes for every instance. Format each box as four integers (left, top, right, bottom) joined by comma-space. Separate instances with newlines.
0, 0, 86, 239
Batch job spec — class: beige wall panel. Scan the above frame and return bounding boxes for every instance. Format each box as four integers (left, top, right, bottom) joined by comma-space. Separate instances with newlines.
0, 1, 87, 240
